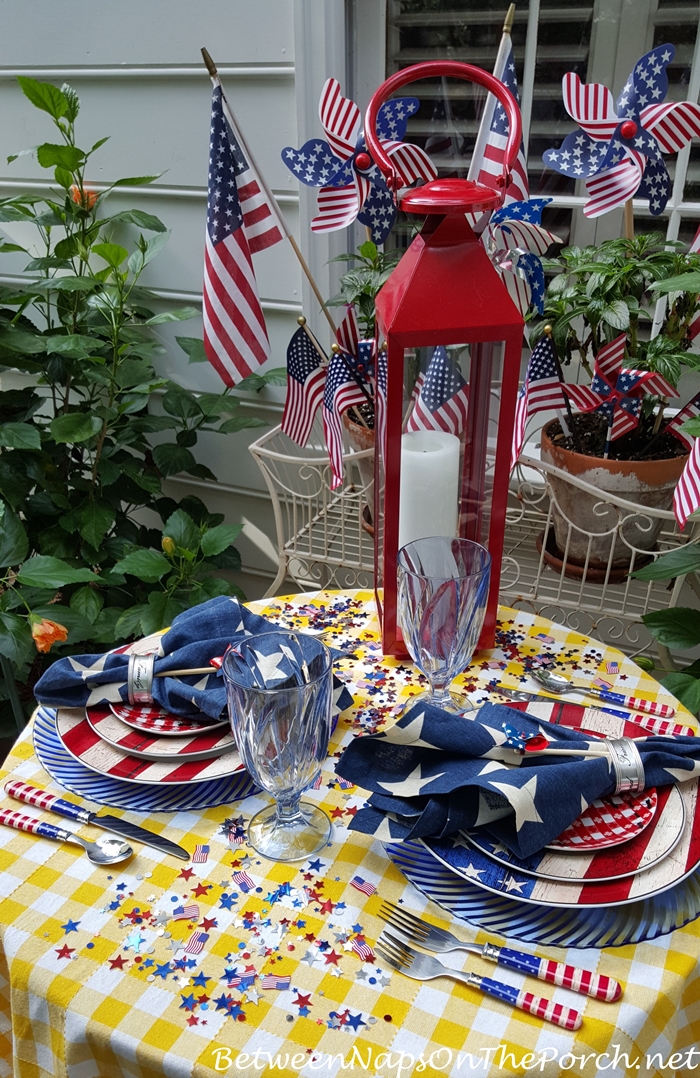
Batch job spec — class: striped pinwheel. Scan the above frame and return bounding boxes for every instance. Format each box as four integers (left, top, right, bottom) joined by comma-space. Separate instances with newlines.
566, 335, 679, 441
482, 198, 561, 315
543, 44, 700, 218
281, 78, 436, 244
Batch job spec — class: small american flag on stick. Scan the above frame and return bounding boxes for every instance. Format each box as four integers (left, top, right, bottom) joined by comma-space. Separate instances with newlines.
281, 326, 327, 447
323, 352, 368, 490
203, 84, 284, 386
511, 336, 567, 467
406, 347, 469, 436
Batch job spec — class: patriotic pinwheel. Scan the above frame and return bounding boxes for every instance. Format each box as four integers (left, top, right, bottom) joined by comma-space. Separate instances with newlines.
281, 78, 436, 244
482, 198, 561, 315
543, 44, 700, 218
566, 335, 679, 442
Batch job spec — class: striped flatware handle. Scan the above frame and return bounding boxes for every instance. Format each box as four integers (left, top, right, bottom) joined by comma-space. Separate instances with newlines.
590, 689, 675, 717
4, 780, 87, 822
494, 947, 621, 1001
631, 716, 696, 737
0, 808, 68, 841
464, 974, 582, 1030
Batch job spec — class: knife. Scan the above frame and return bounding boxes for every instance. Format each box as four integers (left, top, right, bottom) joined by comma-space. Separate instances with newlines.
4, 780, 190, 861
491, 684, 635, 721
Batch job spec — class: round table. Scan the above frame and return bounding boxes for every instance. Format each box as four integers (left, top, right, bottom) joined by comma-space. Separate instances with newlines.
0, 589, 697, 1078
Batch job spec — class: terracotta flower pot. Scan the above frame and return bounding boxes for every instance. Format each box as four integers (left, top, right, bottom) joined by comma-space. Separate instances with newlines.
540, 419, 687, 568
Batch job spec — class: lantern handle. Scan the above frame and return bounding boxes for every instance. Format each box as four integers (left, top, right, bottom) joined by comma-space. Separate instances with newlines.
365, 61, 522, 199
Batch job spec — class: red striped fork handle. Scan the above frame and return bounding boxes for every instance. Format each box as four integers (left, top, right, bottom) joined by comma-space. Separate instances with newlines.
461, 973, 582, 1030
489, 946, 622, 1001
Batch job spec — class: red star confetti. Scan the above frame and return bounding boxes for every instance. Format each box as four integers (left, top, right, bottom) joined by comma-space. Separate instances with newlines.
178, 868, 195, 881
55, 945, 75, 960
323, 949, 341, 966
108, 954, 128, 970
191, 882, 211, 899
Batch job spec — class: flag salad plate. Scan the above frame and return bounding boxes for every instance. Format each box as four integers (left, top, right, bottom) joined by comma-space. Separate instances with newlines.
86, 707, 237, 762
110, 703, 228, 737
54, 708, 243, 785
33, 706, 256, 812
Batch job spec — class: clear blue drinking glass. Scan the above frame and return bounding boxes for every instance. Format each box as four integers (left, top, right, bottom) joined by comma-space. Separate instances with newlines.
397, 537, 491, 714
222, 631, 333, 862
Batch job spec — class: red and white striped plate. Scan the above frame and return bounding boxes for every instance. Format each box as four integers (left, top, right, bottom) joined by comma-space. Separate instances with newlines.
109, 703, 228, 737
86, 707, 236, 762
547, 789, 657, 851
55, 707, 244, 785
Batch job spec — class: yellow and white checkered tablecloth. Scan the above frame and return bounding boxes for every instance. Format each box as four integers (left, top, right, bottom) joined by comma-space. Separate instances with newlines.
0, 590, 699, 1078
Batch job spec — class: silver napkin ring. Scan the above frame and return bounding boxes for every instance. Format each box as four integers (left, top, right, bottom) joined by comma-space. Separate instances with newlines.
606, 737, 645, 794
128, 653, 155, 705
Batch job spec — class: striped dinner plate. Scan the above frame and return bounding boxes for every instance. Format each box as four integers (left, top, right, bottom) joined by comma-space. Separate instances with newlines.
87, 707, 237, 762
386, 839, 700, 948
33, 706, 256, 811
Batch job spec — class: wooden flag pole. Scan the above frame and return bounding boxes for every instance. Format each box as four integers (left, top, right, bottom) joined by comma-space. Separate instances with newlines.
201, 47, 337, 335
624, 198, 635, 241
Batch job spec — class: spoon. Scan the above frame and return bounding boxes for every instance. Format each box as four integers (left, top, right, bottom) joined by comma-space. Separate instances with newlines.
0, 809, 133, 864
528, 669, 675, 718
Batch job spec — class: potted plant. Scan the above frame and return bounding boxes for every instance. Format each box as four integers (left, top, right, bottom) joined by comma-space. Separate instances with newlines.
0, 77, 283, 727
531, 233, 700, 570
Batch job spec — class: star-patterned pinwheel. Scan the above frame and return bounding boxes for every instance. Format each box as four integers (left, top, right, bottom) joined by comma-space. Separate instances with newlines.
482, 198, 561, 315
543, 44, 700, 217
565, 334, 679, 441
281, 78, 436, 243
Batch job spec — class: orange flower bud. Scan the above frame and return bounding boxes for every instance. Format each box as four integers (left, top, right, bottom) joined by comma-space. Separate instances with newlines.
69, 184, 98, 210
31, 618, 69, 654
161, 536, 176, 556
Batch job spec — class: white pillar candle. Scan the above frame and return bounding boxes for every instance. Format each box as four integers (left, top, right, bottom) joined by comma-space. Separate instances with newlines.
398, 430, 460, 549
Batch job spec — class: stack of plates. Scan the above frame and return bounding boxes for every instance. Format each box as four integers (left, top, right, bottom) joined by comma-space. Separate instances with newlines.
34, 701, 255, 813
387, 708, 700, 947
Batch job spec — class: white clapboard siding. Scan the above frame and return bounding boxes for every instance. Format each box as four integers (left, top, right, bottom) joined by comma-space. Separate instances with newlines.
0, 0, 347, 597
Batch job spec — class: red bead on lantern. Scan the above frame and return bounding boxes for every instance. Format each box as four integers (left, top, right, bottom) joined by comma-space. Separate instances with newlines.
365, 62, 525, 654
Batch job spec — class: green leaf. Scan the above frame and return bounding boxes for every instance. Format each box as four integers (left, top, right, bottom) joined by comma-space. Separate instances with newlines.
92, 242, 129, 269
128, 230, 171, 277
641, 608, 700, 650
45, 334, 103, 359
217, 415, 266, 434
163, 509, 200, 552
114, 604, 149, 639
176, 336, 207, 364
143, 307, 197, 325
162, 386, 202, 420
660, 673, 700, 716
50, 413, 102, 444
112, 175, 160, 187
16, 555, 98, 587
0, 203, 34, 222
36, 143, 84, 171
17, 77, 68, 119
31, 604, 93, 644
152, 443, 196, 477
680, 418, 700, 439
90, 605, 124, 644
0, 612, 34, 668
70, 585, 103, 623
78, 500, 115, 550
651, 271, 700, 294
601, 300, 630, 331
61, 83, 80, 122
0, 422, 41, 450
108, 209, 167, 233
200, 523, 242, 557
632, 544, 700, 581
0, 324, 46, 354
0, 500, 29, 567
114, 548, 171, 583
140, 591, 187, 636
37, 275, 99, 293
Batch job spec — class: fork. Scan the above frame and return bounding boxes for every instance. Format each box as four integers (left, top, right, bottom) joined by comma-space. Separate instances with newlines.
376, 933, 582, 1030
379, 901, 621, 1001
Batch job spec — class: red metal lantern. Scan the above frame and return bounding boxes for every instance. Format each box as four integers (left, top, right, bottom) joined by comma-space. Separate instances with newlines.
365, 62, 525, 655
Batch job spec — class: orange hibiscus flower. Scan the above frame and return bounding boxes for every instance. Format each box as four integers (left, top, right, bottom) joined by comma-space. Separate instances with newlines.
31, 618, 69, 653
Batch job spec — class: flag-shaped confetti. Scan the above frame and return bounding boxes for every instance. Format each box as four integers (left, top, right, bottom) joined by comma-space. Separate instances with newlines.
535, 633, 555, 644
352, 937, 375, 961
606, 661, 619, 675
261, 974, 291, 990
337, 777, 354, 790
184, 931, 210, 955
312, 774, 323, 790
350, 876, 377, 896
232, 871, 255, 893
172, 904, 199, 922
192, 844, 210, 864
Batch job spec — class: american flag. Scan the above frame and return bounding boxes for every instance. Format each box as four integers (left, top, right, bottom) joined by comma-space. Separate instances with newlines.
352, 937, 375, 961
172, 904, 199, 921
687, 225, 700, 341
606, 662, 619, 675
281, 327, 326, 447
350, 875, 377, 896
323, 351, 368, 490
203, 84, 283, 386
675, 437, 700, 529
336, 305, 360, 356
261, 974, 291, 990
232, 871, 255, 893
665, 391, 700, 449
406, 347, 470, 436
184, 931, 210, 955
511, 336, 567, 468
192, 844, 209, 864
468, 28, 528, 205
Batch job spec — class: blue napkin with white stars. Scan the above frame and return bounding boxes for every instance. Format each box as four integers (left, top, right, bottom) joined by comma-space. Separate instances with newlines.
34, 596, 353, 721
336, 701, 700, 859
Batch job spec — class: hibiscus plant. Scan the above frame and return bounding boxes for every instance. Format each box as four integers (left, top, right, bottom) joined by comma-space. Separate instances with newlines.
0, 77, 283, 723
